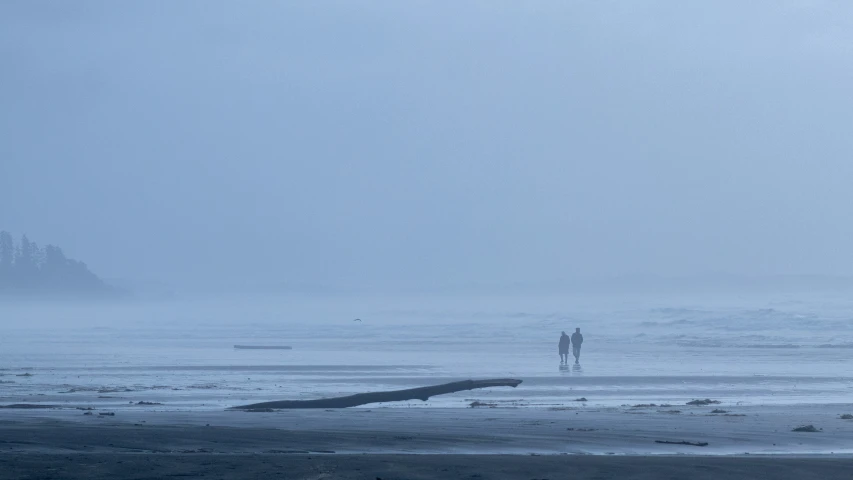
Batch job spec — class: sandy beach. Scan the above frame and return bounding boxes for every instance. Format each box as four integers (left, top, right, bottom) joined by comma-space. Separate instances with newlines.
3, 453, 852, 480
2, 406, 853, 479
3, 404, 853, 455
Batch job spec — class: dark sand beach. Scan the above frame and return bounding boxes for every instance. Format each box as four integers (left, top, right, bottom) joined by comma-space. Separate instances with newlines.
2, 453, 852, 480
3, 406, 853, 479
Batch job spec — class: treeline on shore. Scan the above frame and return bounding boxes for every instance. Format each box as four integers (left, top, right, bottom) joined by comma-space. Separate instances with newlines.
0, 231, 117, 296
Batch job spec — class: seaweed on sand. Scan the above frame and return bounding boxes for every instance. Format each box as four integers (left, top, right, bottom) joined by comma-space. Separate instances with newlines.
792, 425, 820, 432
686, 399, 721, 406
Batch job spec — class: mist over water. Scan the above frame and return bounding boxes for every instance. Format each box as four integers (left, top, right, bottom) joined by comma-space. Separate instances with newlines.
3, 291, 852, 411
5, 1, 853, 471
3, 1, 853, 293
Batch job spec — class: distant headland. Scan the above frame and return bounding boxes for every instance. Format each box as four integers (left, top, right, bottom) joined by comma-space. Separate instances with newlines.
0, 231, 120, 298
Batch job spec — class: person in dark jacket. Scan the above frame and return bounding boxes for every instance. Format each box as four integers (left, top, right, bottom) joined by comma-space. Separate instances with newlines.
558, 331, 571, 364
571, 328, 584, 364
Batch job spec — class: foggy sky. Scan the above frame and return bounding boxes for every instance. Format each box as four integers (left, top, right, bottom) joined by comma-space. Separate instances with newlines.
1, 1, 852, 291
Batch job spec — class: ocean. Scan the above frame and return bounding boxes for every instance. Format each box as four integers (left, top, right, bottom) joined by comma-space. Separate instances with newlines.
2, 291, 852, 410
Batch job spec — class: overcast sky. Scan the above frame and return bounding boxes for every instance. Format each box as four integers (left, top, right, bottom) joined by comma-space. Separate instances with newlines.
1, 1, 852, 290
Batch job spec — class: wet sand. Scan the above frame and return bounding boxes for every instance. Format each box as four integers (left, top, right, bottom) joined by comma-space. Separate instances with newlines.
2, 454, 851, 480
3, 404, 853, 455
2, 406, 853, 478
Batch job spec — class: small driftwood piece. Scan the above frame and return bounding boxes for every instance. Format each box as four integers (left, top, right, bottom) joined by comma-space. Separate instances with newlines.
655, 440, 708, 447
230, 378, 523, 410
234, 345, 292, 350
0, 404, 57, 409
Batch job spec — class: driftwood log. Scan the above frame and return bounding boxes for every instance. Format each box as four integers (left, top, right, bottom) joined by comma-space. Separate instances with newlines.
230, 378, 522, 410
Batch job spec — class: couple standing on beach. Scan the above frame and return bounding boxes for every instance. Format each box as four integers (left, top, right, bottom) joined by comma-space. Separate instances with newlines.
559, 328, 583, 365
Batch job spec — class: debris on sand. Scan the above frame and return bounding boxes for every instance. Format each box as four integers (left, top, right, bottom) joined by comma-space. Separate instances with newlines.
711, 409, 728, 414
573, 397, 588, 402
187, 384, 218, 390
840, 414, 853, 420
469, 401, 497, 408
655, 440, 708, 447
136, 401, 163, 405
99, 412, 115, 416
686, 399, 721, 406
15, 373, 33, 377
97, 388, 134, 394
631, 404, 658, 408
792, 425, 820, 432
0, 404, 56, 409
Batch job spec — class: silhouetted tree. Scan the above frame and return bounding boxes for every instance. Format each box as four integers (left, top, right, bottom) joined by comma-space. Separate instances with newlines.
0, 231, 13, 287
0, 231, 12, 268
14, 235, 36, 287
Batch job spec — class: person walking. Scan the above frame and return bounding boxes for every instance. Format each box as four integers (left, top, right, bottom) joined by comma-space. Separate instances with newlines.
558, 331, 571, 364
571, 328, 584, 364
